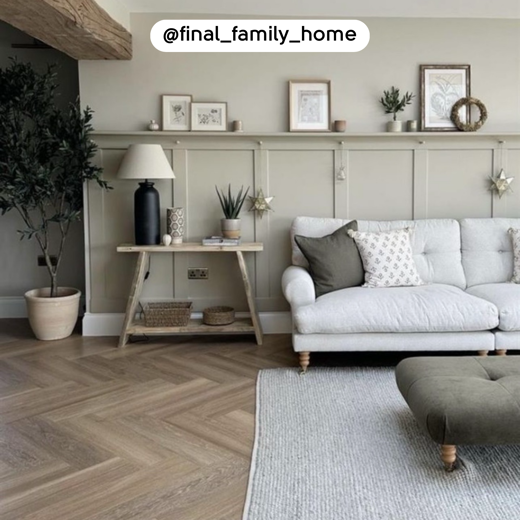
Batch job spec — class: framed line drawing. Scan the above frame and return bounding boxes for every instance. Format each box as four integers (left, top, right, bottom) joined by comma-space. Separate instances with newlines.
420, 65, 471, 131
191, 102, 227, 131
289, 80, 331, 132
162, 94, 192, 131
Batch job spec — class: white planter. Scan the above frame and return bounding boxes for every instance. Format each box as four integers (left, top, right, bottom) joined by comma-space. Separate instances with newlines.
221, 218, 241, 239
25, 287, 81, 341
386, 121, 403, 133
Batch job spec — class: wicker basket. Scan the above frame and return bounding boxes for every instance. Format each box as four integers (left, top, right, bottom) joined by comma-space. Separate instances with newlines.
203, 306, 235, 326
142, 301, 192, 327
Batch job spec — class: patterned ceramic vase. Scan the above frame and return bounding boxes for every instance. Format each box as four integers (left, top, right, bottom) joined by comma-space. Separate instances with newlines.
167, 207, 185, 244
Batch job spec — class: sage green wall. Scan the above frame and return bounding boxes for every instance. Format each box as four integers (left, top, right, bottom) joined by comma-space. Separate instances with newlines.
0, 21, 83, 306
79, 15, 520, 132
78, 15, 520, 319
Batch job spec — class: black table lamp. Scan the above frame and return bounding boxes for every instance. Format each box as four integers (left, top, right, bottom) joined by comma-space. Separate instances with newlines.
117, 144, 175, 245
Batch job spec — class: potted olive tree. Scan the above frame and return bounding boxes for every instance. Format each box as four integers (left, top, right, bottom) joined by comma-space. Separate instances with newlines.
0, 60, 109, 340
215, 185, 249, 238
380, 86, 414, 132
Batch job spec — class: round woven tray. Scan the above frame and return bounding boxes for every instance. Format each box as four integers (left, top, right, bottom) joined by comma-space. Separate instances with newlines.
203, 306, 235, 326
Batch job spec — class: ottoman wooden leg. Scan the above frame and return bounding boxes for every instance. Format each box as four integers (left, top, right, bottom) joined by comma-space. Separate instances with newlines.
299, 351, 310, 374
441, 445, 457, 472
478, 350, 488, 357
496, 350, 507, 356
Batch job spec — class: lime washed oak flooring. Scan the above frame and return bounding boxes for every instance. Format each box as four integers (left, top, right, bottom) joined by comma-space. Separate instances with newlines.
0, 319, 296, 520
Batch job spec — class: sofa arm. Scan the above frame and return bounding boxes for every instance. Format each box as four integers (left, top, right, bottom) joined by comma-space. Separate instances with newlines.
282, 266, 316, 310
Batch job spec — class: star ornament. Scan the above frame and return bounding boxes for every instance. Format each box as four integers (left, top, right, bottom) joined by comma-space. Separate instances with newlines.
489, 169, 514, 199
249, 188, 274, 218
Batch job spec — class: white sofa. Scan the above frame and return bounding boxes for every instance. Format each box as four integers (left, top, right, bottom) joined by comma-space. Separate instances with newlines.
282, 217, 520, 371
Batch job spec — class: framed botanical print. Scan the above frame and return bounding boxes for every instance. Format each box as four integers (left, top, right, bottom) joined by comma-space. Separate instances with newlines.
289, 80, 331, 132
162, 94, 192, 131
191, 102, 227, 131
420, 65, 471, 131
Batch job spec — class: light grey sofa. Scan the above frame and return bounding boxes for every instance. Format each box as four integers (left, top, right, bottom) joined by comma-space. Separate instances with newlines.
282, 217, 520, 371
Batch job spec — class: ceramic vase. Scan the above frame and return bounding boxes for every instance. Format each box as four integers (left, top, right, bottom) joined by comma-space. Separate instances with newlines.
386, 120, 403, 133
148, 120, 160, 131
167, 207, 185, 244
221, 218, 241, 239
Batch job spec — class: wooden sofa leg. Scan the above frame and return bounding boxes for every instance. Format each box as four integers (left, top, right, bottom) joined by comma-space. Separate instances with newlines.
441, 445, 457, 472
477, 350, 488, 357
299, 352, 310, 374
496, 350, 507, 356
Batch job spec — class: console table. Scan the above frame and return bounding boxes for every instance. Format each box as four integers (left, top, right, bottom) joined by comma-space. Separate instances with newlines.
117, 243, 264, 348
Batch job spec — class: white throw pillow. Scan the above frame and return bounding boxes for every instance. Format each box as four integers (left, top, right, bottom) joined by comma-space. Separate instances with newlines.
348, 228, 424, 288
509, 228, 520, 283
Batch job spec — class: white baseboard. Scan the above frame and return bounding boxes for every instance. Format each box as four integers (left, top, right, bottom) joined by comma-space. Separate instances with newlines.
0, 296, 86, 319
82, 311, 292, 336
0, 297, 27, 318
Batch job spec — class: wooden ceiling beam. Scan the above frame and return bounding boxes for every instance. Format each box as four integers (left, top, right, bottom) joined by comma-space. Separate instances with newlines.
0, 0, 132, 60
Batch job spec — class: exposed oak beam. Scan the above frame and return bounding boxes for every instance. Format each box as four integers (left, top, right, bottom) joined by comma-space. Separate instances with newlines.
0, 0, 132, 60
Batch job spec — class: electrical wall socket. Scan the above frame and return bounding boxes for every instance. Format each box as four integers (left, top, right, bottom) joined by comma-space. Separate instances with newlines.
188, 268, 209, 280
38, 255, 57, 267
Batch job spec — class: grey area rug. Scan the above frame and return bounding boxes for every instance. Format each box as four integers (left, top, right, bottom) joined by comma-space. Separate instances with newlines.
243, 368, 520, 520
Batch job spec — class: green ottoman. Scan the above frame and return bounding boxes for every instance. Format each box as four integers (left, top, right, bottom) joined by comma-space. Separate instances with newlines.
396, 356, 520, 471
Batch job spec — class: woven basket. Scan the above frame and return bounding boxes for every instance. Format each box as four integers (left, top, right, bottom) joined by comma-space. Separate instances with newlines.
142, 301, 192, 327
203, 306, 235, 326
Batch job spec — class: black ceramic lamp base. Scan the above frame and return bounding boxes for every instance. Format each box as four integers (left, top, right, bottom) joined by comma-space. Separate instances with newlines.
134, 180, 160, 245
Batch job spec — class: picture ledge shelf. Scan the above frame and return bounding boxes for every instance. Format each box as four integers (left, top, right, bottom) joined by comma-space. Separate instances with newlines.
92, 131, 520, 139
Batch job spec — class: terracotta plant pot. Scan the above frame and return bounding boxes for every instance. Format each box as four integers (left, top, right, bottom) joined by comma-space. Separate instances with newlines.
221, 218, 241, 239
25, 287, 81, 341
386, 120, 403, 132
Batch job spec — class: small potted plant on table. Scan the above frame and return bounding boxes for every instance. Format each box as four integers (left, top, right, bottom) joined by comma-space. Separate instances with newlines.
0, 60, 109, 340
215, 184, 249, 238
380, 86, 414, 132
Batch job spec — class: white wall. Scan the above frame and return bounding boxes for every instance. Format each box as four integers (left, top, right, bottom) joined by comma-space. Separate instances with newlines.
79, 15, 520, 133
0, 21, 83, 312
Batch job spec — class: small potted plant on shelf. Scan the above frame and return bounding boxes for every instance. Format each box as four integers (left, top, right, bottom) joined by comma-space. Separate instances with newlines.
0, 59, 109, 341
380, 86, 414, 132
215, 184, 250, 238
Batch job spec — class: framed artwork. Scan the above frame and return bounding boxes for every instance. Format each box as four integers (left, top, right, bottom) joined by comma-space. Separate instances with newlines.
191, 102, 227, 131
162, 94, 192, 131
289, 80, 331, 132
420, 65, 471, 131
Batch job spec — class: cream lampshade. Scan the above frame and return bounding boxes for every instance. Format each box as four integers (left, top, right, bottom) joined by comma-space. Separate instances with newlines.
117, 144, 175, 245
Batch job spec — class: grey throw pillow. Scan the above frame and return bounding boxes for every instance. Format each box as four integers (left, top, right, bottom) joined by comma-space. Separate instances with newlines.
295, 221, 364, 297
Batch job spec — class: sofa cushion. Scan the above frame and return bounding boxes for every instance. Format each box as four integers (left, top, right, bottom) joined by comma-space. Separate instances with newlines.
348, 227, 424, 288
291, 217, 466, 289
461, 218, 520, 287
466, 283, 520, 331
293, 284, 498, 334
294, 221, 363, 297
509, 228, 520, 283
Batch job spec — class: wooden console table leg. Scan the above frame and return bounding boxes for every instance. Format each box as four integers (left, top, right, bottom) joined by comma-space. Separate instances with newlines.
236, 251, 263, 346
441, 445, 457, 472
118, 251, 148, 348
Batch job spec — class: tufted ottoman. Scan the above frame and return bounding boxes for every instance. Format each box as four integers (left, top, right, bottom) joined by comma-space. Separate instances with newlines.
396, 356, 520, 471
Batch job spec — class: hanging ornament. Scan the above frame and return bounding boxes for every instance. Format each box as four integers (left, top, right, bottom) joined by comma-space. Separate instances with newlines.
489, 169, 514, 198
249, 188, 274, 218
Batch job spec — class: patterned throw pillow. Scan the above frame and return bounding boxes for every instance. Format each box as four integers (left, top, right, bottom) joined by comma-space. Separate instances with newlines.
509, 228, 520, 283
348, 228, 424, 288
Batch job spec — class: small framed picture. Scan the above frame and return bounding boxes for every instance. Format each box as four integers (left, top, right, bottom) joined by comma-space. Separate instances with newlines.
191, 102, 228, 131
162, 94, 192, 131
289, 80, 331, 132
420, 65, 471, 131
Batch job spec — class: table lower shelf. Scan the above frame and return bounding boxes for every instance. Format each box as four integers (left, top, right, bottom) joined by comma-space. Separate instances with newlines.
126, 317, 256, 336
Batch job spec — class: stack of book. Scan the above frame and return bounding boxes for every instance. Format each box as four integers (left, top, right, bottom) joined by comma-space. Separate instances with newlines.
202, 236, 241, 246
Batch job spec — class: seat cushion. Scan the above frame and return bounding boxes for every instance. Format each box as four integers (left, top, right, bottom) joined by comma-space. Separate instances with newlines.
294, 284, 498, 334
396, 357, 520, 445
466, 283, 520, 331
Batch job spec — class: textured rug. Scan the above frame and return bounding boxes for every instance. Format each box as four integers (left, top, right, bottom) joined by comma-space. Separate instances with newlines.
243, 368, 520, 520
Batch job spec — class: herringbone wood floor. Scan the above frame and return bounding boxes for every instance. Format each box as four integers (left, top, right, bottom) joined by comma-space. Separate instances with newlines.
0, 319, 297, 520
